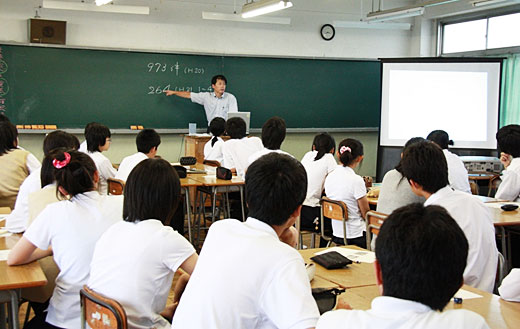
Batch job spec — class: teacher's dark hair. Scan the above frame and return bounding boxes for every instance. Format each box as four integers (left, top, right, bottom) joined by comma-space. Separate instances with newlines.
123, 158, 180, 225
211, 75, 227, 85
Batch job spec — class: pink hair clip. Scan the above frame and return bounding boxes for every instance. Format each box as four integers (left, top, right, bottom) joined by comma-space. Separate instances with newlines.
340, 146, 351, 154
53, 152, 71, 169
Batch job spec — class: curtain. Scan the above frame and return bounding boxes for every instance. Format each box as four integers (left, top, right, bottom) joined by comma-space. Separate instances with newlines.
500, 54, 520, 127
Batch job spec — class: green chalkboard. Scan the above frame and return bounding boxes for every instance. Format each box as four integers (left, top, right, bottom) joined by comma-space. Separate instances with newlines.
0, 44, 381, 129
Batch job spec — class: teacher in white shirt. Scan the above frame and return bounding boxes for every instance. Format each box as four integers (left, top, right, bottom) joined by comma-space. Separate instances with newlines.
164, 74, 238, 125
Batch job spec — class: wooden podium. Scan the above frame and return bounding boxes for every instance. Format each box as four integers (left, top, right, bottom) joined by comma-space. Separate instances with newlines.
184, 135, 229, 162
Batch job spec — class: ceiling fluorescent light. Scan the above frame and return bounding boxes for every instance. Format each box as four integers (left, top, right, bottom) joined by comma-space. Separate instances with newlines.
95, 0, 113, 6
241, 0, 293, 18
333, 20, 411, 30
42, 0, 149, 15
202, 12, 291, 24
365, 7, 425, 22
470, 0, 518, 6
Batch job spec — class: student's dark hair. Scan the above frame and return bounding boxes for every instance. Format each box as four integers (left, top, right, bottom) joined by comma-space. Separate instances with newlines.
53, 150, 97, 198
246, 153, 307, 226
41, 147, 69, 187
43, 130, 80, 156
312, 133, 336, 161
376, 203, 468, 311
426, 130, 453, 149
86, 123, 111, 152
496, 124, 520, 158
261, 116, 286, 150
123, 158, 181, 225
226, 117, 247, 139
0, 121, 18, 155
211, 74, 227, 85
394, 137, 426, 174
338, 138, 363, 167
84, 122, 99, 136
400, 141, 448, 194
136, 129, 161, 154
0, 114, 10, 122
209, 117, 226, 147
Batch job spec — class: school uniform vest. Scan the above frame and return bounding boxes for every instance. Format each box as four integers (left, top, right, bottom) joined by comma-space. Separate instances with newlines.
0, 149, 30, 209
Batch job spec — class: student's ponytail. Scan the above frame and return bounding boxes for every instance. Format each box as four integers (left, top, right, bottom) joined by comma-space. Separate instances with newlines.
338, 138, 363, 167
208, 117, 226, 147
312, 133, 336, 161
53, 150, 97, 198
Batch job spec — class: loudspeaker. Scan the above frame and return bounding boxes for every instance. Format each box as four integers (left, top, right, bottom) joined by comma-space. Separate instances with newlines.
28, 19, 66, 45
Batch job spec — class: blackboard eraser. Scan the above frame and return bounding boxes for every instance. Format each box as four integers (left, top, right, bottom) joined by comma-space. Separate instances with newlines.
16, 125, 24, 129
31, 125, 38, 129
45, 125, 57, 130
137, 125, 144, 130
24, 125, 32, 129
37, 125, 45, 129
130, 125, 138, 130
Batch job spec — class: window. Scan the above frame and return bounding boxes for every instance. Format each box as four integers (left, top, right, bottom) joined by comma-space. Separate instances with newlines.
442, 12, 520, 54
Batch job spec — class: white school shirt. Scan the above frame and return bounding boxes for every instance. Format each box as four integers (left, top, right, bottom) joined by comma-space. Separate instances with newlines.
88, 219, 195, 329
5, 168, 42, 233
316, 296, 490, 329
171, 218, 320, 329
424, 186, 498, 292
495, 158, 520, 202
248, 148, 293, 167
301, 151, 337, 207
324, 165, 367, 239
87, 151, 117, 195
190, 91, 238, 124
498, 268, 520, 302
221, 136, 263, 178
204, 137, 225, 163
115, 152, 148, 182
23, 191, 123, 328
79, 140, 88, 153
444, 149, 471, 194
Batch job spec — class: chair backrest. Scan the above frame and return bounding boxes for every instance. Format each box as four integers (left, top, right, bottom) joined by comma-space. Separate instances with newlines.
365, 211, 388, 251
320, 197, 349, 245
203, 159, 221, 167
107, 178, 125, 195
80, 285, 128, 329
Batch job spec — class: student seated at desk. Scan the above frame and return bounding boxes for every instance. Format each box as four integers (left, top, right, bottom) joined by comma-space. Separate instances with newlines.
0, 121, 41, 209
172, 153, 320, 329
495, 124, 520, 201
83, 123, 117, 195
248, 116, 292, 166
115, 128, 161, 182
88, 159, 197, 329
400, 141, 498, 292
300, 133, 337, 247
78, 121, 98, 153
7, 150, 123, 329
324, 138, 369, 248
6, 130, 79, 233
221, 117, 262, 178
316, 203, 490, 329
499, 268, 520, 302
427, 130, 471, 194
204, 117, 226, 164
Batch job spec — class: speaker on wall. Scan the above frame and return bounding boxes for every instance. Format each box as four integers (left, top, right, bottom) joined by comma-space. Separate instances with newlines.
28, 19, 66, 45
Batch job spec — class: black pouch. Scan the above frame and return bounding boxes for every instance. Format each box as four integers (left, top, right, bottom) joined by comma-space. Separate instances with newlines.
180, 156, 197, 166
312, 288, 345, 314
310, 251, 353, 269
173, 165, 187, 178
216, 166, 232, 180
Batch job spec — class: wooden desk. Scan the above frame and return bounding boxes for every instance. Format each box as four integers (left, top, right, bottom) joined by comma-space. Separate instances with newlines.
0, 234, 47, 329
342, 284, 520, 329
299, 247, 377, 289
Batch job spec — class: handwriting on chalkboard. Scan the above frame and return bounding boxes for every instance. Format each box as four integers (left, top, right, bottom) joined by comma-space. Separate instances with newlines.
147, 62, 205, 76
147, 85, 213, 95
0, 47, 7, 114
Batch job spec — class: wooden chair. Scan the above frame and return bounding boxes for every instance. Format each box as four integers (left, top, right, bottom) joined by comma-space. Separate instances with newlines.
319, 197, 349, 246
295, 214, 317, 250
107, 178, 125, 195
365, 211, 388, 251
80, 285, 128, 329
203, 159, 221, 167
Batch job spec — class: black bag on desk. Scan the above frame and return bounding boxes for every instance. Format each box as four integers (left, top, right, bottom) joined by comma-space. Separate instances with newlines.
180, 156, 196, 166
310, 251, 352, 269
173, 165, 187, 178
312, 288, 345, 314
216, 167, 232, 180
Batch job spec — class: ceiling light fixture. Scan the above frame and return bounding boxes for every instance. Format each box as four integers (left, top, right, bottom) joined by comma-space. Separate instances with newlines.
241, 0, 293, 18
365, 7, 425, 22
42, 0, 150, 15
202, 11, 291, 24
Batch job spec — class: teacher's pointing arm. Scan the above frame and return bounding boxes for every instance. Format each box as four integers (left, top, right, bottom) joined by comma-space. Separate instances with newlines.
164, 90, 191, 99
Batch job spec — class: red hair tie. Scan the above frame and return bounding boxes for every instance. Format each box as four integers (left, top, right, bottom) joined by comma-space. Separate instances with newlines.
53, 152, 71, 169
